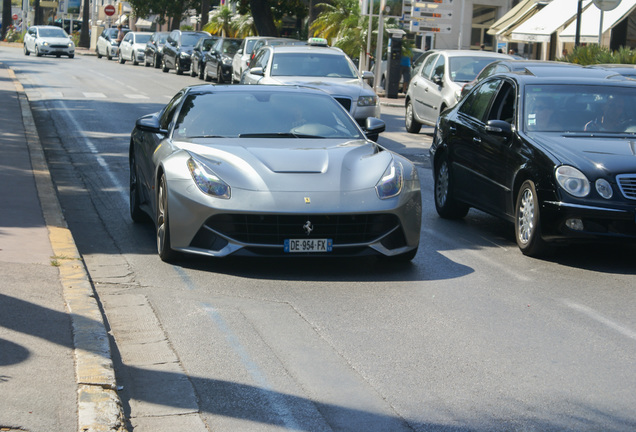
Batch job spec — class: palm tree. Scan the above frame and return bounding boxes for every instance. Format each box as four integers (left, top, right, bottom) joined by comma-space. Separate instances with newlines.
203, 6, 234, 36
232, 13, 257, 38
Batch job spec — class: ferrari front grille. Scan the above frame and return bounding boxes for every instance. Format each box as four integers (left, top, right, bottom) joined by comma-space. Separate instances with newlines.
616, 174, 636, 200
205, 213, 400, 246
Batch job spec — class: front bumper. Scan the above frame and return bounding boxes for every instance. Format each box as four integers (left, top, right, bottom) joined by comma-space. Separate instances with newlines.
38, 44, 74, 56
541, 200, 636, 242
166, 178, 421, 258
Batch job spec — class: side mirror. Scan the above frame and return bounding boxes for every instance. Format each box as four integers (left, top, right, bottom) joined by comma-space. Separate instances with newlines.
433, 75, 443, 86
364, 117, 386, 142
485, 119, 513, 135
248, 67, 264, 76
237, 48, 243, 54
136, 115, 167, 135
361, 71, 374, 81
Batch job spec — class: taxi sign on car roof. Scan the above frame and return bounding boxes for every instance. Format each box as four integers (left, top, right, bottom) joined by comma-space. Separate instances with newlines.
307, 37, 329, 46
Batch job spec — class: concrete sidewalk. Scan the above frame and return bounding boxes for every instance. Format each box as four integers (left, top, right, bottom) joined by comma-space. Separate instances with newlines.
0, 62, 125, 431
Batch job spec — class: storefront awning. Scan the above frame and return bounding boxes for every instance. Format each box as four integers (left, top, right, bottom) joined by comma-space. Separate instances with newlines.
115, 14, 128, 26
488, 0, 543, 37
511, 0, 592, 42
135, 18, 153, 28
559, 0, 636, 42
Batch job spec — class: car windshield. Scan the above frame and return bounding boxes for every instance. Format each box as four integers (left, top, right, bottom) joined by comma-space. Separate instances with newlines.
221, 39, 241, 55
270, 53, 357, 78
524, 84, 636, 133
136, 34, 151, 44
182, 33, 204, 46
450, 56, 504, 82
202, 38, 217, 50
40, 28, 68, 38
173, 91, 363, 139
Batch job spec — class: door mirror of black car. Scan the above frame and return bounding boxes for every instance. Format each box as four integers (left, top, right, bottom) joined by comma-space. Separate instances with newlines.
364, 117, 386, 142
485, 119, 513, 135
136, 115, 167, 135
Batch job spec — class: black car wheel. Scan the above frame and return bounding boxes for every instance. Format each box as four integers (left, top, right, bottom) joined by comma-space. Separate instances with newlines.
175, 59, 183, 75
144, 54, 150, 67
24, 44, 30, 55
132, 51, 139, 65
204, 64, 212, 82
129, 151, 148, 223
190, 61, 198, 77
405, 101, 422, 134
434, 153, 469, 219
157, 174, 178, 262
515, 180, 548, 257
154, 54, 160, 68
161, 58, 169, 73
217, 66, 224, 83
199, 64, 205, 80
35, 46, 43, 57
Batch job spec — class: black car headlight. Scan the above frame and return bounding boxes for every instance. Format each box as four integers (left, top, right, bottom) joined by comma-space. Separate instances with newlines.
375, 160, 403, 199
222, 56, 232, 65
555, 165, 590, 198
180, 51, 191, 59
187, 157, 231, 199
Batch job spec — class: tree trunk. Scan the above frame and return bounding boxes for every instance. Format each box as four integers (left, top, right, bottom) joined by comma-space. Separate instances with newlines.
249, 0, 278, 36
78, 0, 90, 48
1, 0, 12, 41
200, 0, 210, 30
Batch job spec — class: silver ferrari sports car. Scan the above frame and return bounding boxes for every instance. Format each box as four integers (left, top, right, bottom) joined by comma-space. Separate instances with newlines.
129, 85, 421, 262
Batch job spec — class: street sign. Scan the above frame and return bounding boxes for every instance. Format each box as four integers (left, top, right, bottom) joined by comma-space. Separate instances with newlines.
411, 7, 452, 19
410, 20, 452, 33
593, 0, 621, 11
104, 4, 116, 16
12, 14, 18, 20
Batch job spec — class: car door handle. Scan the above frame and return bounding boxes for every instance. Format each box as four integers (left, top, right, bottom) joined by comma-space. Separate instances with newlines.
473, 137, 482, 144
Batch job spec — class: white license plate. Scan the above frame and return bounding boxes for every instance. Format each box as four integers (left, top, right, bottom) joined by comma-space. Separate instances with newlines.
284, 239, 332, 253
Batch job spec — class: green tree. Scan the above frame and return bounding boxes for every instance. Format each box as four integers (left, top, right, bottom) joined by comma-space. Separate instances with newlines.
310, 0, 365, 57
203, 5, 233, 36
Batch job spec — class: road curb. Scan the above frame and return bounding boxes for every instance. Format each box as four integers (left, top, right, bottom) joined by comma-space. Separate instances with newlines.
9, 67, 126, 432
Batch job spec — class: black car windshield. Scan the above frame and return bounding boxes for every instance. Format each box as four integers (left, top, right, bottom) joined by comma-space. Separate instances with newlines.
202, 38, 217, 50
270, 53, 357, 78
40, 27, 68, 38
173, 91, 363, 139
220, 40, 241, 55
450, 56, 504, 82
182, 33, 205, 46
524, 84, 636, 133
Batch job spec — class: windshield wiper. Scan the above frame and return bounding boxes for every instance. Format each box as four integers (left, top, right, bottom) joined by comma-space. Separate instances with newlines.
238, 132, 325, 139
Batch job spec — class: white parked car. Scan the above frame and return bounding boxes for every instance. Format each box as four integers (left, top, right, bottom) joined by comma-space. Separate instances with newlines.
241, 38, 380, 127
96, 27, 129, 60
118, 31, 153, 65
23, 25, 75, 58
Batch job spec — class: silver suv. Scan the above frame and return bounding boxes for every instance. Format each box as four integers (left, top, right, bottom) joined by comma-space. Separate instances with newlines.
241, 38, 379, 126
405, 49, 512, 133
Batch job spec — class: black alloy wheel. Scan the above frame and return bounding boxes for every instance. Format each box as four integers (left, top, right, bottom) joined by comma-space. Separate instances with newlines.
434, 153, 469, 219
515, 180, 548, 257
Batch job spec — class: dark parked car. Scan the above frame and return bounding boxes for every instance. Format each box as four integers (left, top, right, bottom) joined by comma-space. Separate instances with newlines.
430, 68, 636, 256
202, 37, 243, 83
587, 64, 636, 79
144, 31, 169, 68
190, 36, 218, 79
161, 30, 210, 75
459, 60, 584, 99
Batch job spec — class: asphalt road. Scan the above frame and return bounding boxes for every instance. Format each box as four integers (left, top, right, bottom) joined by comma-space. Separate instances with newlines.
4, 48, 636, 432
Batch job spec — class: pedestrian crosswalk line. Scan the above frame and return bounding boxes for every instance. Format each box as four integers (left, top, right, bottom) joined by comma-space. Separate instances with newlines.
83, 92, 107, 98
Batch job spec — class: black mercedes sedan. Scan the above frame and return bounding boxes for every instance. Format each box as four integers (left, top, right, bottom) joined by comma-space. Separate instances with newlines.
430, 67, 636, 256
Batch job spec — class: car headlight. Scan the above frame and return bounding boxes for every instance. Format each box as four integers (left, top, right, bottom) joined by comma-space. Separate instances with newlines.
595, 178, 613, 199
555, 165, 590, 198
187, 157, 231, 199
42, 41, 49, 46
375, 160, 403, 199
68, 42, 74, 48
358, 95, 377, 107
222, 56, 232, 65
180, 51, 191, 59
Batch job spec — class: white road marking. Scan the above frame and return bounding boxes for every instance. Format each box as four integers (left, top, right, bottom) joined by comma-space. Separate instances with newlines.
563, 299, 636, 341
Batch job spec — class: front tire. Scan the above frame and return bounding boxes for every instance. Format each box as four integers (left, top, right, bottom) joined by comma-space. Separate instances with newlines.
24, 44, 30, 55
35, 46, 43, 57
434, 153, 469, 219
217, 66, 224, 83
175, 59, 183, 75
157, 174, 178, 262
132, 51, 139, 65
204, 64, 212, 82
96, 47, 102, 58
161, 58, 169, 73
129, 151, 148, 223
515, 180, 548, 257
405, 101, 422, 133
118, 51, 125, 64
